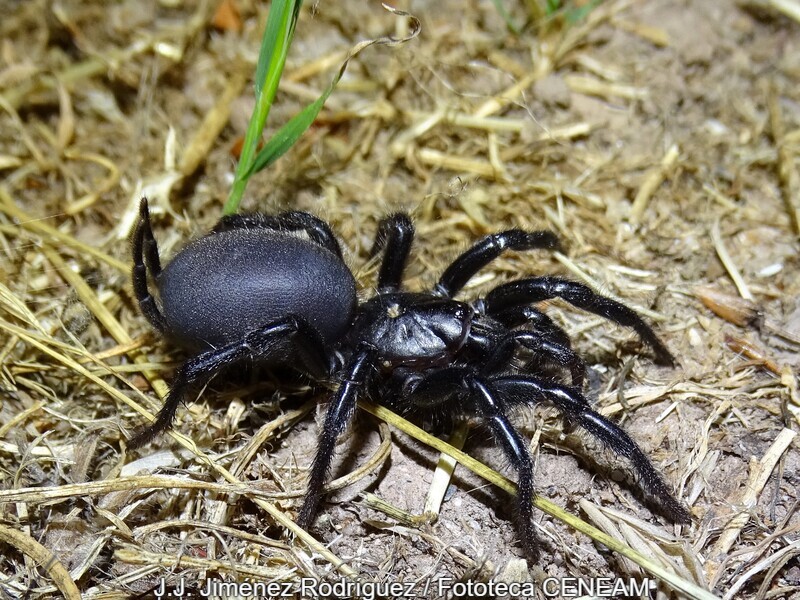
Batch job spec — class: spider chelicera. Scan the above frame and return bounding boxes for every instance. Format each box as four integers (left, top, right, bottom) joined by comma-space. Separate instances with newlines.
128, 197, 690, 557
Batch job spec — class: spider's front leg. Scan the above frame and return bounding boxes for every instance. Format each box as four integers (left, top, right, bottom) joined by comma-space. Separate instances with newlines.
297, 346, 377, 528
491, 375, 691, 524
406, 367, 541, 558
127, 315, 334, 448
491, 305, 572, 347
435, 229, 561, 298
482, 329, 586, 387
485, 276, 675, 365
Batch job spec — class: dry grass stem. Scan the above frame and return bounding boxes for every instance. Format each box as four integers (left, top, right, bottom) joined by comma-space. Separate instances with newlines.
0, 188, 128, 272
711, 220, 755, 301
0, 525, 81, 599
114, 545, 289, 579
179, 69, 249, 177
423, 422, 470, 519
629, 144, 680, 224
564, 74, 649, 101
611, 18, 670, 47
415, 147, 509, 181
706, 428, 797, 581
740, 0, 800, 23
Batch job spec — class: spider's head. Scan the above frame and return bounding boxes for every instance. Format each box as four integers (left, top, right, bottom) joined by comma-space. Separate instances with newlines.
352, 292, 473, 368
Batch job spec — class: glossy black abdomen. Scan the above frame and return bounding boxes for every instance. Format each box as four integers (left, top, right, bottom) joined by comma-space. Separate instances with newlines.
157, 229, 356, 350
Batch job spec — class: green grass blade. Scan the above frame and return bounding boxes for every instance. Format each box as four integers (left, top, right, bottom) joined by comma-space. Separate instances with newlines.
223, 0, 303, 215
254, 1, 302, 96
244, 83, 330, 178
490, 0, 522, 34
244, 6, 421, 180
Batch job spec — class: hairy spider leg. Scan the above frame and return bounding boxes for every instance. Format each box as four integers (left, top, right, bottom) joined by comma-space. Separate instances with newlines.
435, 230, 561, 298
485, 276, 676, 366
482, 330, 586, 387
213, 211, 344, 259
127, 315, 334, 448
490, 376, 692, 524
133, 199, 166, 333
368, 213, 415, 292
405, 367, 540, 557
297, 346, 377, 528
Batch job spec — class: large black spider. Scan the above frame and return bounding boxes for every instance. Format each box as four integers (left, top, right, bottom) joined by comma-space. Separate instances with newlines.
128, 197, 690, 557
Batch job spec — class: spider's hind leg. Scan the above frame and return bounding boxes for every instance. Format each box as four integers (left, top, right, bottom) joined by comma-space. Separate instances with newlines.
297, 346, 377, 528
132, 198, 166, 333
213, 211, 344, 258
128, 315, 335, 448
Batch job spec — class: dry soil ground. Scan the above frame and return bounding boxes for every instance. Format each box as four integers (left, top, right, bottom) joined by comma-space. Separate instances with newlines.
0, 0, 799, 599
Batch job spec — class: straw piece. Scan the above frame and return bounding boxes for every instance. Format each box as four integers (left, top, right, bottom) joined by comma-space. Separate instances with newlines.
0, 188, 128, 272
423, 422, 469, 519
115, 545, 287, 579
710, 220, 754, 301
0, 524, 80, 600
629, 144, 680, 224
706, 428, 796, 581
613, 19, 670, 47
179, 68, 248, 177
739, 0, 800, 23
416, 147, 510, 181
565, 74, 649, 101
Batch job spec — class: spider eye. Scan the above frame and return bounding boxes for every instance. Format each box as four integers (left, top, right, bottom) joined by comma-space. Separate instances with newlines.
386, 303, 403, 318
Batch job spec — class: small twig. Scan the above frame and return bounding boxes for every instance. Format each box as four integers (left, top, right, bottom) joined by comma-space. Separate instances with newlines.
423, 422, 470, 519
710, 220, 754, 301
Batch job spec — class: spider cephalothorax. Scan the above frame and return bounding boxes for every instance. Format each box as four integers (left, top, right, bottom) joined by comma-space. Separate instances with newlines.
129, 198, 690, 557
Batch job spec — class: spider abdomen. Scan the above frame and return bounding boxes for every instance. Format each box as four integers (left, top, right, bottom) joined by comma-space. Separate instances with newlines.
156, 229, 356, 350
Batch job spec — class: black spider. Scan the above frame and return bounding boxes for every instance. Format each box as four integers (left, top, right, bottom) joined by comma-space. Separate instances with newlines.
128, 198, 690, 557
